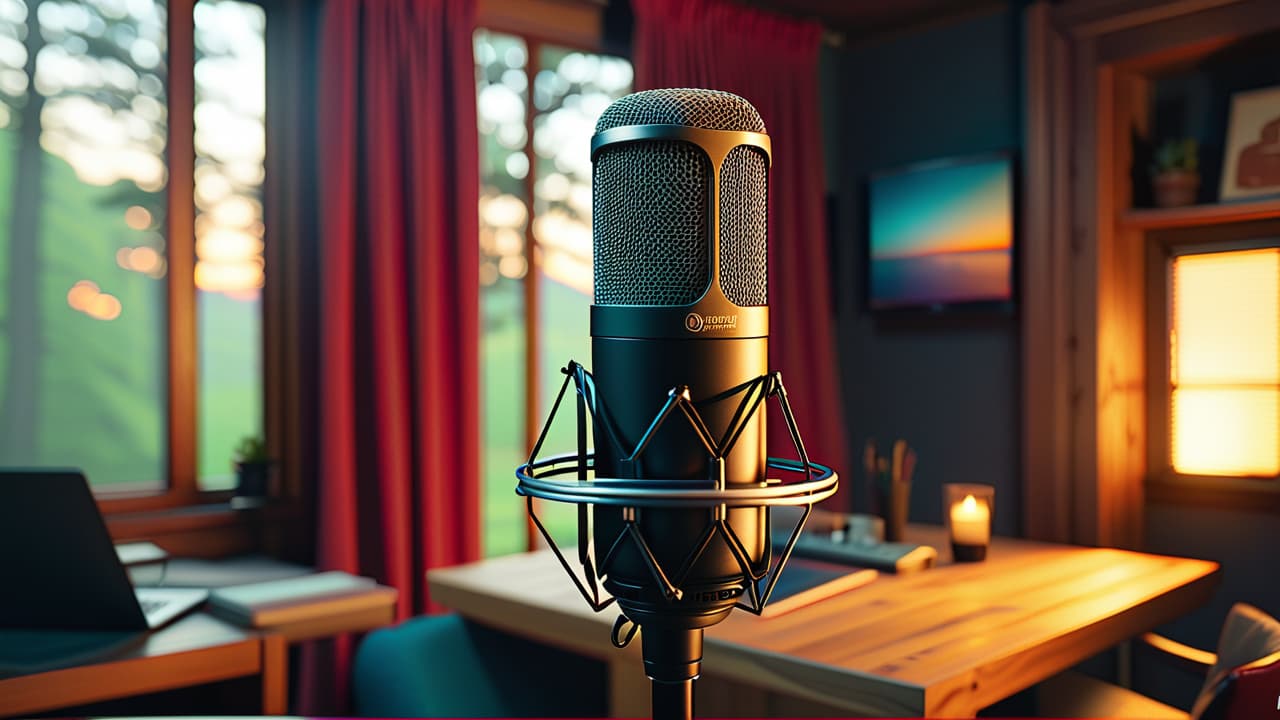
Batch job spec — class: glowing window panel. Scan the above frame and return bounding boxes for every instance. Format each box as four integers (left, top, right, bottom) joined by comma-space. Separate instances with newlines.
1170, 248, 1280, 477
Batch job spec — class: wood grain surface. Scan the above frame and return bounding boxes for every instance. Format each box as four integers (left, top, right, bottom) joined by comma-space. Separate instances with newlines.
0, 614, 277, 717
428, 525, 1219, 718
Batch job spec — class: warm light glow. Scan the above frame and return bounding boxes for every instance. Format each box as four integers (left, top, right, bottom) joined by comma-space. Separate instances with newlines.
65, 281, 121, 321
124, 205, 153, 230
196, 228, 264, 263
1171, 248, 1280, 476
498, 255, 527, 279
66, 280, 99, 311
480, 193, 528, 229
128, 246, 162, 274
195, 260, 264, 292
1174, 389, 1279, 476
949, 494, 990, 545
88, 294, 123, 321
1173, 249, 1279, 385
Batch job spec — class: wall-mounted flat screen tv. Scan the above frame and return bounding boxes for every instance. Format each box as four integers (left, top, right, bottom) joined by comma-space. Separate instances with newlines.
867, 153, 1014, 312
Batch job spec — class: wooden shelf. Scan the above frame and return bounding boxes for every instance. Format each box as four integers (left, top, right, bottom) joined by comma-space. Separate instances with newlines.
1121, 197, 1280, 230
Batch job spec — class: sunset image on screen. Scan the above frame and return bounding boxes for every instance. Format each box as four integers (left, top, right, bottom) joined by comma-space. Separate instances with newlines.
869, 157, 1013, 309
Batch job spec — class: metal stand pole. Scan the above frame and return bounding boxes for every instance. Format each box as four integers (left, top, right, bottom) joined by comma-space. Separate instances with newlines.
651, 678, 693, 720
641, 626, 702, 720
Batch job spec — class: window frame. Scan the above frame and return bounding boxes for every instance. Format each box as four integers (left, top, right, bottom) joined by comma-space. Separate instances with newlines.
475, 0, 619, 552
85, 0, 263, 516
1144, 218, 1280, 513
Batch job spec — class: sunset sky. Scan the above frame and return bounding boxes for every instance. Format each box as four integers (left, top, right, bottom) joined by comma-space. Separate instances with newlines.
870, 157, 1012, 260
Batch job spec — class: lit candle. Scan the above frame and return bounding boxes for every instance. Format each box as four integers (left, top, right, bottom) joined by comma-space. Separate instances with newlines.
949, 494, 990, 546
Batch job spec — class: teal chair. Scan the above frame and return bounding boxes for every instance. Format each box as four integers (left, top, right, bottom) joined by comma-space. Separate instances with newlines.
352, 613, 607, 717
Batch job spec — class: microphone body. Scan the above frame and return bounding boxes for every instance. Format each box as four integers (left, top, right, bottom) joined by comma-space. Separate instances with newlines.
588, 89, 772, 688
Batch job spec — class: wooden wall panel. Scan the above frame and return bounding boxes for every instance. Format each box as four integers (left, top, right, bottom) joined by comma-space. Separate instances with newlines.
1021, 1, 1075, 542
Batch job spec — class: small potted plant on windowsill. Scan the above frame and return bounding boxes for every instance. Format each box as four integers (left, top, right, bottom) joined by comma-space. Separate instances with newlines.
1152, 138, 1200, 208
231, 435, 273, 510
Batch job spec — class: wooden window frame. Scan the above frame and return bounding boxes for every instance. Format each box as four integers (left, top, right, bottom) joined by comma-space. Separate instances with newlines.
1144, 221, 1280, 513
94, 0, 267, 542
1024, 0, 1280, 547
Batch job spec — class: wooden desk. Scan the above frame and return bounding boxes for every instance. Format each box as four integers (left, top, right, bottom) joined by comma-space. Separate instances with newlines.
0, 613, 286, 718
428, 525, 1219, 718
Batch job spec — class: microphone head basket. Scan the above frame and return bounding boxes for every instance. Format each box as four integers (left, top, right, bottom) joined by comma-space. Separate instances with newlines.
516, 360, 837, 618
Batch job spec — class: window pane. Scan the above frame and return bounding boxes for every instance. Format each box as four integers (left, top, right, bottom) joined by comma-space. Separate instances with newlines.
1169, 247, 1280, 477
477, 29, 529, 557
0, 0, 168, 489
193, 0, 264, 490
1172, 248, 1280, 385
533, 47, 632, 542
1172, 387, 1279, 476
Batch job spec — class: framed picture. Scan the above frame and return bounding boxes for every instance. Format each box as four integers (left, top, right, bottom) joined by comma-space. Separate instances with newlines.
865, 152, 1015, 313
1220, 85, 1280, 201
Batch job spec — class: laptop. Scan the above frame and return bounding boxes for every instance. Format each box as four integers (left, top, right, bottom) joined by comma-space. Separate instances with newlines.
0, 469, 208, 632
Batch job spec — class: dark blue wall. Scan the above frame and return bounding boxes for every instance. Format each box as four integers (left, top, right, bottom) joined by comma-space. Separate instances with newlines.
821, 8, 1023, 536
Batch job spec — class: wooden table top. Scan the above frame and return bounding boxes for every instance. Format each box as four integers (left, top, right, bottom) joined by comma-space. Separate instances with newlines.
0, 613, 267, 717
429, 525, 1220, 717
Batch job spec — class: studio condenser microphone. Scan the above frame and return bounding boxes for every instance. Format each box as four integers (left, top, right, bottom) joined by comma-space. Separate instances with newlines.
516, 88, 837, 720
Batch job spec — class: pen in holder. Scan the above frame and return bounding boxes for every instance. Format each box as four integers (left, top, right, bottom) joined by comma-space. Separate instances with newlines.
865, 439, 915, 543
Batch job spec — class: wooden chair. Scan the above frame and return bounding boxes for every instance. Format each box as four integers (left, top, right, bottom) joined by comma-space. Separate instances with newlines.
1037, 603, 1280, 720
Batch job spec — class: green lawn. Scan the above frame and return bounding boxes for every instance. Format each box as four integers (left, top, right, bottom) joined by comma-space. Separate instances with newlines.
481, 275, 593, 556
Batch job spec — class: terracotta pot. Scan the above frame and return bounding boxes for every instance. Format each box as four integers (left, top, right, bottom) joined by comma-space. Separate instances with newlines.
1153, 170, 1199, 208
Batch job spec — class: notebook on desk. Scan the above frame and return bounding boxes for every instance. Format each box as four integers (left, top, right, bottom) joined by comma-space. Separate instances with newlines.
787, 533, 938, 574
208, 570, 397, 628
771, 508, 937, 574
0, 470, 208, 633
759, 558, 877, 618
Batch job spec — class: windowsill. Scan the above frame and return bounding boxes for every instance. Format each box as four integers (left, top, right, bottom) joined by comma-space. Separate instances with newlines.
108, 499, 244, 526
1146, 474, 1280, 513
105, 498, 305, 559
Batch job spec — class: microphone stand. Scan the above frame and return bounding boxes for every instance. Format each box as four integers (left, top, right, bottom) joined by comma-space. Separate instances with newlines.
518, 365, 839, 720
642, 625, 702, 720
652, 678, 694, 720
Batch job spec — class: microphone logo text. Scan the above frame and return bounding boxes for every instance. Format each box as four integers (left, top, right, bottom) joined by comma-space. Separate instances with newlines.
684, 312, 737, 333
692, 587, 745, 603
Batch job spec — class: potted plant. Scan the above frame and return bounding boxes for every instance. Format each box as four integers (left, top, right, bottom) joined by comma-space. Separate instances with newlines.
1152, 138, 1200, 208
232, 435, 273, 509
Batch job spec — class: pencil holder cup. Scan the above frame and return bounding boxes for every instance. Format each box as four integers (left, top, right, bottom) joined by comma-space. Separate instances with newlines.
873, 481, 910, 543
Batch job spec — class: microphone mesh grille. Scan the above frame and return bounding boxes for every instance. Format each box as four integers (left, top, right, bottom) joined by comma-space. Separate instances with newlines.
595, 88, 766, 134
593, 141, 710, 305
719, 146, 768, 306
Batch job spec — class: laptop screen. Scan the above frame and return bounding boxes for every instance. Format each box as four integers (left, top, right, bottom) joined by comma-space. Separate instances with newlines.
0, 470, 149, 631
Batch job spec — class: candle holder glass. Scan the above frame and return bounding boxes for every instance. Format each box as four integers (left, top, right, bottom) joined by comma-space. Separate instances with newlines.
943, 483, 994, 562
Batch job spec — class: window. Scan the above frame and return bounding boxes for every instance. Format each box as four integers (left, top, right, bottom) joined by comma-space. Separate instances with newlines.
475, 29, 633, 556
0, 0, 264, 501
193, 0, 264, 490
1169, 246, 1280, 477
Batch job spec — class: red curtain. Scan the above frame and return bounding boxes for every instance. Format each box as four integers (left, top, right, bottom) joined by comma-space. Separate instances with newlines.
632, 0, 851, 507
300, 0, 481, 711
